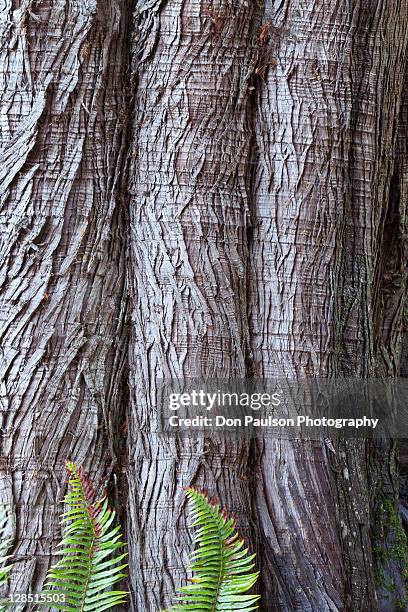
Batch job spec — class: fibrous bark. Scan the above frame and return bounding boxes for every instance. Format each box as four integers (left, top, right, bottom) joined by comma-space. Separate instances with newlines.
372, 47, 408, 612
126, 1, 261, 609
248, 0, 408, 609
2, 1, 408, 610
0, 0, 129, 596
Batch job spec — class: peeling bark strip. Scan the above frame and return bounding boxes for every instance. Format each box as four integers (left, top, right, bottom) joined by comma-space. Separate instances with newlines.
248, 0, 408, 610
127, 1, 261, 609
0, 0, 129, 596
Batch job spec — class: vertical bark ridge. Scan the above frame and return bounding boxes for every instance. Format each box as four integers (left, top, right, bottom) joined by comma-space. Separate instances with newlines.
0, 0, 130, 595
248, 0, 408, 609
373, 58, 408, 377
334, 2, 408, 609
369, 52, 408, 610
127, 2, 262, 609
248, 1, 353, 608
336, 0, 408, 379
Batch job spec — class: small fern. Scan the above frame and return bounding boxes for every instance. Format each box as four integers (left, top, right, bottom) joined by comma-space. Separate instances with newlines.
169, 488, 260, 611
0, 505, 13, 611
0, 506, 12, 587
44, 461, 128, 611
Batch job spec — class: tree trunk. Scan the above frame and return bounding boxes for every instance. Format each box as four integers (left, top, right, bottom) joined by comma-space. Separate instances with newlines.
126, 1, 261, 609
248, 0, 408, 610
0, 0, 129, 596
373, 48, 408, 612
2, 1, 408, 610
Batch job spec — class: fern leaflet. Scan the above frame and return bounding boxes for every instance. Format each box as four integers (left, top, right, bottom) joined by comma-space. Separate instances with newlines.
0, 506, 12, 589
170, 488, 260, 611
44, 461, 127, 611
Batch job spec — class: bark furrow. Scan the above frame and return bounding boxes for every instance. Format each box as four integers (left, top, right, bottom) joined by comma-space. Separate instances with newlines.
0, 0, 129, 595
126, 2, 262, 609
248, 0, 408, 609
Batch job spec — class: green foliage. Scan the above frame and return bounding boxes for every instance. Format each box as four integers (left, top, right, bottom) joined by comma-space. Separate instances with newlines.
373, 496, 408, 609
0, 506, 12, 588
44, 461, 128, 611
169, 488, 260, 611
0, 505, 13, 611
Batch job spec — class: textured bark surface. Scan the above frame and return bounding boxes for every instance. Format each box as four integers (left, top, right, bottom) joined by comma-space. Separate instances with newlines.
372, 55, 408, 612
126, 1, 261, 609
0, 0, 129, 597
1, 1, 408, 610
248, 0, 408, 610
397, 61, 408, 600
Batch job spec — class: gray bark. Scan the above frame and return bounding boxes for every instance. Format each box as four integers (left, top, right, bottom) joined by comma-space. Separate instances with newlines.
248, 0, 408, 610
373, 52, 408, 612
126, 1, 262, 609
1, 1, 408, 610
0, 0, 129, 597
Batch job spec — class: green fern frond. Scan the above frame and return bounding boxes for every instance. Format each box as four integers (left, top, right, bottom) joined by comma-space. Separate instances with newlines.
170, 488, 260, 611
0, 505, 13, 611
0, 506, 12, 587
44, 461, 128, 611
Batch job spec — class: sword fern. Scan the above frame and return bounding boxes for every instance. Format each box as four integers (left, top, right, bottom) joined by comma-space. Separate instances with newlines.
44, 461, 128, 611
170, 488, 260, 611
0, 506, 12, 589
0, 506, 12, 611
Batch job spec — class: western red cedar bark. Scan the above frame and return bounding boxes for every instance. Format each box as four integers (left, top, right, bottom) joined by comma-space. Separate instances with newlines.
1, 1, 408, 610
248, 1, 408, 610
126, 1, 262, 609
0, 0, 129, 597
398, 63, 408, 553
371, 58, 408, 610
